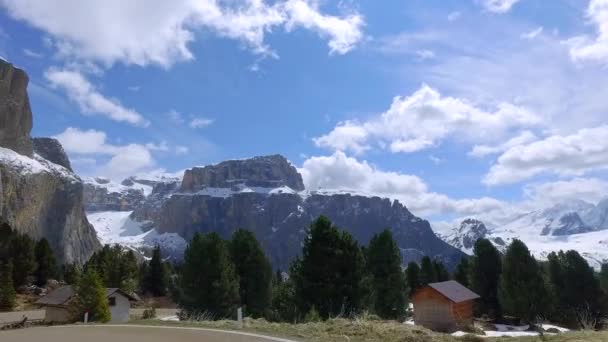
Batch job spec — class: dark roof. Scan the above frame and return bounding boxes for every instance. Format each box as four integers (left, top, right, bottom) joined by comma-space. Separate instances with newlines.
36, 286, 140, 307
35, 285, 75, 306
428, 280, 480, 303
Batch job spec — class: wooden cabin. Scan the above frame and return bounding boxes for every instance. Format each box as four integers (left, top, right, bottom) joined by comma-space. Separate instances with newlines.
36, 285, 139, 323
412, 280, 480, 332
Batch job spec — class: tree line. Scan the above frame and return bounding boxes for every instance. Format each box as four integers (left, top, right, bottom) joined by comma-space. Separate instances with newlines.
0, 222, 58, 310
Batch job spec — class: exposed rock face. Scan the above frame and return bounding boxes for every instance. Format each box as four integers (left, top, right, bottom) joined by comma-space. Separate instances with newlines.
0, 60, 33, 156
33, 137, 73, 171
0, 60, 100, 263
444, 219, 489, 252
129, 156, 464, 270
181, 155, 305, 192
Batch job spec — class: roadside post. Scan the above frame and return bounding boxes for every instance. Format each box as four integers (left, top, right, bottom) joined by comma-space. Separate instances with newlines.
237, 307, 243, 328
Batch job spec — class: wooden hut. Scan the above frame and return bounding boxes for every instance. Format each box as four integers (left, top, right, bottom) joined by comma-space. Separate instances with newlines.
412, 280, 479, 332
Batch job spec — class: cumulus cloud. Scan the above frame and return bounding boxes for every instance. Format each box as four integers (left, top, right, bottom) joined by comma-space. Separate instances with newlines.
0, 0, 365, 68
314, 85, 539, 155
299, 151, 505, 218
189, 117, 214, 128
479, 0, 521, 13
567, 0, 608, 64
523, 178, 608, 207
45, 68, 149, 126
484, 126, 608, 185
54, 127, 155, 179
469, 130, 537, 158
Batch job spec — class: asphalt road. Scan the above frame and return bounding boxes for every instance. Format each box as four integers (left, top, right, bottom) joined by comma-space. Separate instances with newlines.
0, 325, 297, 342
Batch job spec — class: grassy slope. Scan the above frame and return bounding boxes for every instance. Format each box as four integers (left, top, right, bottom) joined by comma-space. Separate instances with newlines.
129, 318, 608, 342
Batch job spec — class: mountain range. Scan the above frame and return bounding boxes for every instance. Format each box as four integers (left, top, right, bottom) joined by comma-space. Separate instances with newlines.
440, 199, 608, 269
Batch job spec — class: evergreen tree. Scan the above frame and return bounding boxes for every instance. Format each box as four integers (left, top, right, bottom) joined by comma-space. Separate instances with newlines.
600, 264, 608, 296
86, 244, 141, 293
470, 238, 502, 318
366, 229, 407, 319
405, 262, 421, 297
119, 250, 139, 293
0, 260, 16, 310
63, 263, 82, 285
9, 233, 35, 287
34, 238, 57, 286
142, 246, 168, 296
72, 268, 110, 322
547, 250, 604, 327
229, 229, 272, 318
270, 279, 298, 322
419, 256, 437, 285
454, 257, 470, 287
433, 260, 450, 282
179, 232, 240, 318
498, 239, 549, 323
291, 216, 365, 319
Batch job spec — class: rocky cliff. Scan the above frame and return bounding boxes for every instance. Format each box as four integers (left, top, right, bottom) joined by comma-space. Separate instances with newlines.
0, 59, 100, 264
127, 155, 464, 270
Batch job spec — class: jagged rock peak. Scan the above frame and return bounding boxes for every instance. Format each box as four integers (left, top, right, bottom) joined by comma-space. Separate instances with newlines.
181, 154, 305, 192
0, 59, 33, 156
32, 137, 72, 171
458, 218, 488, 235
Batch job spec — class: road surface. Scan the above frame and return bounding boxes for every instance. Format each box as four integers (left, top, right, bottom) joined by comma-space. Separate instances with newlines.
0, 325, 297, 342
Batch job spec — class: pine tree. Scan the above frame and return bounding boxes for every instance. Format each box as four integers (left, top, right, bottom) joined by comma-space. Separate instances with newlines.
0, 260, 16, 310
454, 257, 470, 287
405, 262, 421, 297
63, 263, 82, 285
470, 238, 502, 318
366, 229, 407, 319
9, 233, 35, 287
498, 239, 549, 323
600, 264, 608, 296
142, 246, 168, 296
119, 250, 139, 294
433, 260, 450, 282
179, 232, 240, 318
229, 229, 272, 318
547, 250, 604, 327
419, 256, 437, 285
72, 268, 110, 322
291, 216, 365, 319
34, 238, 57, 287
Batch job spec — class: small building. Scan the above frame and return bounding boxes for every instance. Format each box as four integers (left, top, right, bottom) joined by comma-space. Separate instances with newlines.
35, 285, 139, 323
412, 280, 480, 332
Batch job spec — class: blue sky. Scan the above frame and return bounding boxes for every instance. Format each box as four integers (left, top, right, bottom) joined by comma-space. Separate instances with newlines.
1, 0, 608, 227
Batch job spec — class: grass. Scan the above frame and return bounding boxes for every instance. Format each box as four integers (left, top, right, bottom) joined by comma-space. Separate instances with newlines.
128, 317, 608, 342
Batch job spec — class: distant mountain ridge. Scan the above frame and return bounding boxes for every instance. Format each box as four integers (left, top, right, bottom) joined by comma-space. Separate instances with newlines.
439, 199, 608, 269
84, 155, 465, 269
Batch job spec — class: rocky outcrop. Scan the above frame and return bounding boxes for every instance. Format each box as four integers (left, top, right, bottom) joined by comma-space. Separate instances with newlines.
131, 155, 464, 270
181, 155, 305, 192
0, 60, 99, 263
0, 60, 33, 156
33, 137, 72, 171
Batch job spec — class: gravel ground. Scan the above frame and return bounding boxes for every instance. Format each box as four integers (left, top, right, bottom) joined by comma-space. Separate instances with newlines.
0, 325, 297, 342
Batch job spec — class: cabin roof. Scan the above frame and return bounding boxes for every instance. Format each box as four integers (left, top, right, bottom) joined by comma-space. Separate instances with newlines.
426, 280, 480, 303
36, 285, 139, 306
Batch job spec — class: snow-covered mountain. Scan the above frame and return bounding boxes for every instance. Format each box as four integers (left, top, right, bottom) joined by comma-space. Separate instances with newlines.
85, 155, 465, 269
439, 199, 608, 269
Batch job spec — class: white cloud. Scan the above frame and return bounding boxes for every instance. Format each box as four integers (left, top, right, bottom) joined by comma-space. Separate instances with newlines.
189, 117, 214, 128
479, 0, 521, 13
145, 141, 169, 152
523, 178, 608, 207
0, 0, 364, 68
469, 130, 537, 158
44, 68, 149, 126
175, 146, 189, 155
521, 26, 543, 39
314, 85, 539, 154
567, 0, 608, 64
484, 126, 608, 185
54, 127, 155, 179
415, 49, 435, 60
22, 48, 43, 58
447, 11, 461, 22
167, 109, 185, 124
429, 155, 444, 165
300, 151, 505, 218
